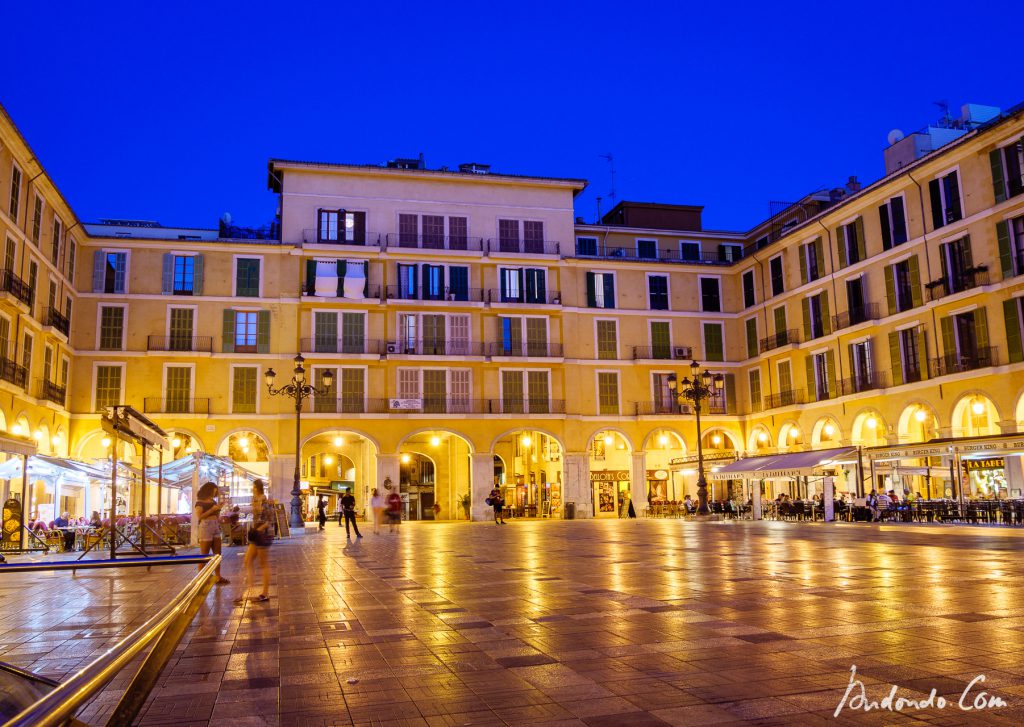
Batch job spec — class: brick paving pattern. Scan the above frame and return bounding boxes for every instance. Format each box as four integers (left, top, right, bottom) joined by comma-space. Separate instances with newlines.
6, 520, 1024, 725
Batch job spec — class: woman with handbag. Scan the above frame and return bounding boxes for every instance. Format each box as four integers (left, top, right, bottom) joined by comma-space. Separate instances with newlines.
235, 479, 273, 604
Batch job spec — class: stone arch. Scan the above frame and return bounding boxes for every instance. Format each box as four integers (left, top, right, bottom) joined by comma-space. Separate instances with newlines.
810, 416, 842, 448
34, 422, 51, 456
851, 409, 888, 446
777, 420, 804, 449
585, 427, 634, 452
51, 425, 68, 457
950, 392, 1000, 438
302, 426, 381, 455
641, 428, 686, 452
747, 424, 773, 452
699, 426, 738, 452
897, 401, 939, 443
488, 427, 564, 455
397, 427, 475, 454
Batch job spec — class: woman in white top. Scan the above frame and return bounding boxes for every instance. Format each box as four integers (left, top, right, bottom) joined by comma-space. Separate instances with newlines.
195, 481, 229, 584
369, 488, 384, 534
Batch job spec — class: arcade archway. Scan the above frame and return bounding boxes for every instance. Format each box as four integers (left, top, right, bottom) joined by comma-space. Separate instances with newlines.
588, 429, 633, 517
491, 429, 564, 517
398, 429, 471, 521
301, 430, 378, 520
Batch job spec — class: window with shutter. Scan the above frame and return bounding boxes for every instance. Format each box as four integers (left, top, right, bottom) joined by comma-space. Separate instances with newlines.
94, 365, 123, 411
597, 372, 619, 415
234, 311, 258, 352
930, 170, 963, 228
576, 237, 597, 256
168, 308, 195, 351
339, 368, 365, 413
422, 370, 447, 413
680, 241, 700, 261
525, 318, 547, 357
30, 196, 42, 244
773, 306, 787, 341
745, 318, 758, 359
341, 313, 364, 353
703, 323, 724, 362
650, 321, 671, 359
748, 369, 761, 412
527, 371, 549, 413
596, 320, 617, 360
448, 217, 468, 250
524, 268, 546, 304
232, 367, 258, 413
99, 306, 125, 350
523, 221, 544, 253
164, 367, 192, 413
502, 371, 524, 413
51, 216, 61, 264
314, 312, 338, 353
449, 315, 470, 355
500, 268, 522, 302
501, 317, 522, 356
769, 255, 784, 296
397, 263, 418, 299
318, 210, 339, 242
498, 219, 519, 252
235, 258, 260, 297
648, 275, 669, 310
699, 277, 721, 312
0, 317, 8, 359
742, 270, 756, 308
313, 367, 338, 413
448, 266, 469, 300
421, 315, 446, 355
637, 238, 657, 259
900, 328, 922, 382
398, 369, 420, 399
777, 360, 792, 394
422, 215, 444, 248
9, 165, 21, 219
398, 214, 418, 247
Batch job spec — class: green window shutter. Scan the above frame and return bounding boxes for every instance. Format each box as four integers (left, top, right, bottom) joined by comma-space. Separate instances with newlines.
305, 260, 316, 296
916, 328, 928, 380
888, 331, 903, 386
193, 254, 204, 295
825, 350, 836, 398
724, 373, 736, 414
256, 310, 271, 353
585, 273, 596, 307
929, 179, 944, 229
908, 255, 923, 308
801, 297, 811, 340
940, 316, 955, 357
820, 292, 831, 336
974, 307, 989, 352
773, 306, 787, 336
997, 220, 1013, 277
798, 245, 807, 285
222, 309, 235, 353
855, 217, 866, 261
704, 323, 723, 361
962, 235, 974, 270
884, 264, 895, 316
990, 149, 1007, 204
745, 318, 758, 359
1004, 299, 1023, 363
814, 237, 825, 276
836, 226, 847, 269
161, 254, 173, 294
805, 356, 816, 398
878, 203, 892, 250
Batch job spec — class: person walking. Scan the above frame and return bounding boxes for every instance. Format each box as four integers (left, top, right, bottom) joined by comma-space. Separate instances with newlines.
195, 482, 229, 584
369, 488, 384, 534
488, 486, 506, 524
341, 489, 362, 539
335, 497, 344, 527
235, 479, 273, 604
316, 495, 327, 532
386, 489, 402, 533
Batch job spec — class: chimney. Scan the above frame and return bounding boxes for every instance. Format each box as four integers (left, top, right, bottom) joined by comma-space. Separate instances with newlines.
846, 175, 861, 194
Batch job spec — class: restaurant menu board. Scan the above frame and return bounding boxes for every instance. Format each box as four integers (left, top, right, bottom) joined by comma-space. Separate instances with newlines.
273, 502, 290, 537
2, 498, 22, 547
597, 481, 616, 513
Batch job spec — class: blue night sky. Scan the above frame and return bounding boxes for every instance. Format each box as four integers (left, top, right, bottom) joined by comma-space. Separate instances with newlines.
4, 1, 1019, 233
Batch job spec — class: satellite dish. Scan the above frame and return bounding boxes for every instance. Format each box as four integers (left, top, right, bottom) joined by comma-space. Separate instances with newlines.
221, 212, 232, 224
887, 129, 905, 146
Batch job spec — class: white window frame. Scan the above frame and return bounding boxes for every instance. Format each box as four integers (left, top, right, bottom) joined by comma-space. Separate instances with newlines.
30, 193, 43, 243
679, 239, 701, 261
99, 248, 131, 294
648, 318, 672, 353
96, 304, 128, 351
741, 268, 757, 308
232, 254, 264, 297
575, 236, 599, 255
165, 305, 198, 337
776, 358, 793, 392
499, 367, 552, 411
701, 320, 725, 361
635, 237, 659, 259
589, 270, 617, 309
933, 164, 964, 224
161, 363, 196, 409
697, 275, 722, 312
881, 192, 909, 245
645, 272, 671, 310
0, 311, 11, 359
768, 253, 785, 296
92, 361, 126, 411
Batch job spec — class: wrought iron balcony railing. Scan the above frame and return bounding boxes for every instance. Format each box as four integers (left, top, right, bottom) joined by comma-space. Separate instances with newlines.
486, 239, 560, 256
763, 389, 805, 409
37, 379, 66, 406
383, 285, 484, 302
487, 342, 562, 358
384, 233, 484, 252
42, 307, 71, 336
486, 289, 561, 305
0, 269, 33, 307
832, 303, 880, 330
147, 336, 214, 353
760, 329, 799, 353
925, 267, 989, 301
300, 338, 387, 355
931, 346, 997, 377
143, 397, 210, 414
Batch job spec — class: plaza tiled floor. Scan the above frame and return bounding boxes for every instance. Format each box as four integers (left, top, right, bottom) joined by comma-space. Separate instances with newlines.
6, 519, 1024, 725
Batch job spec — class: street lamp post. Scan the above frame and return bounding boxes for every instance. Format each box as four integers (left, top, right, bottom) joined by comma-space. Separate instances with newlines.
668, 361, 724, 517
265, 354, 334, 530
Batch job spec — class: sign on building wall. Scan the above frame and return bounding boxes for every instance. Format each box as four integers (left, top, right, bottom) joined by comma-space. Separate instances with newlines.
590, 470, 630, 482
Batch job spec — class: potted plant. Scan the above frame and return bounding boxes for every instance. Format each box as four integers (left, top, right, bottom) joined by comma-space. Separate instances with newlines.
458, 493, 472, 520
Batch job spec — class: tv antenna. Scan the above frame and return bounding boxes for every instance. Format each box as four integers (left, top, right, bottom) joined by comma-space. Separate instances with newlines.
599, 153, 617, 206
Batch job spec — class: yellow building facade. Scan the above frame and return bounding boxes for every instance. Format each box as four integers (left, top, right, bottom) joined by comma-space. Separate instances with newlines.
3, 102, 1024, 520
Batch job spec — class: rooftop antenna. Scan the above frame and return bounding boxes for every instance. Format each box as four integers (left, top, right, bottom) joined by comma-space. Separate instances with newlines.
934, 100, 951, 128
599, 153, 617, 207
596, 196, 603, 223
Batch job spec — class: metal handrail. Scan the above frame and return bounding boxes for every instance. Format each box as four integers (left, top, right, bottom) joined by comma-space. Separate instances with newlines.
4, 554, 220, 727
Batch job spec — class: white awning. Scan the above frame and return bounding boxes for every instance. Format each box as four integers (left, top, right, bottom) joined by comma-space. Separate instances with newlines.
709, 446, 858, 480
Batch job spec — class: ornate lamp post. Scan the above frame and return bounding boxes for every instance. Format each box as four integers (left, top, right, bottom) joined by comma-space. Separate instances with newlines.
667, 361, 724, 516
264, 355, 333, 530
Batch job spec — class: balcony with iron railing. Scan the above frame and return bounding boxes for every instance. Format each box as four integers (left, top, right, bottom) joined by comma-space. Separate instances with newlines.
486, 289, 561, 305
143, 397, 210, 414
926, 267, 989, 301
486, 238, 560, 256
487, 342, 563, 358
147, 335, 214, 353
384, 233, 484, 252
37, 379, 66, 406
490, 398, 566, 415
763, 389, 805, 409
573, 245, 740, 265
632, 345, 694, 361
838, 370, 890, 396
385, 340, 485, 357
832, 303, 880, 331
42, 307, 71, 337
300, 338, 386, 355
931, 346, 997, 377
383, 285, 485, 303
0, 357, 27, 389
302, 229, 383, 247
633, 400, 726, 415
0, 269, 33, 307
760, 329, 800, 353
307, 397, 566, 415
302, 283, 383, 300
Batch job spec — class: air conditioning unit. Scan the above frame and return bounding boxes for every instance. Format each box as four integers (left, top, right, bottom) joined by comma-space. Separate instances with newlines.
679, 403, 694, 415
674, 346, 692, 359
386, 342, 399, 355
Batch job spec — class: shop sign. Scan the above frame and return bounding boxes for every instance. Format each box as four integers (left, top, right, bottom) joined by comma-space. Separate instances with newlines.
646, 469, 669, 480
590, 470, 629, 482
389, 398, 422, 410
954, 438, 1024, 455
963, 458, 1005, 471
867, 445, 949, 460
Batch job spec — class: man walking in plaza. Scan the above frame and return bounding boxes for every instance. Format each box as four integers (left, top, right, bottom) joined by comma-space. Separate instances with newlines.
489, 486, 506, 525
341, 489, 362, 539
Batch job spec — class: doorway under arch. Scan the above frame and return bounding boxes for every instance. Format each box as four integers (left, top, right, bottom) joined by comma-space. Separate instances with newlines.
397, 429, 472, 521
491, 429, 563, 517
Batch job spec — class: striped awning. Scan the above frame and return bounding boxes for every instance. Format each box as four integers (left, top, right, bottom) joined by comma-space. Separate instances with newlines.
709, 446, 858, 480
